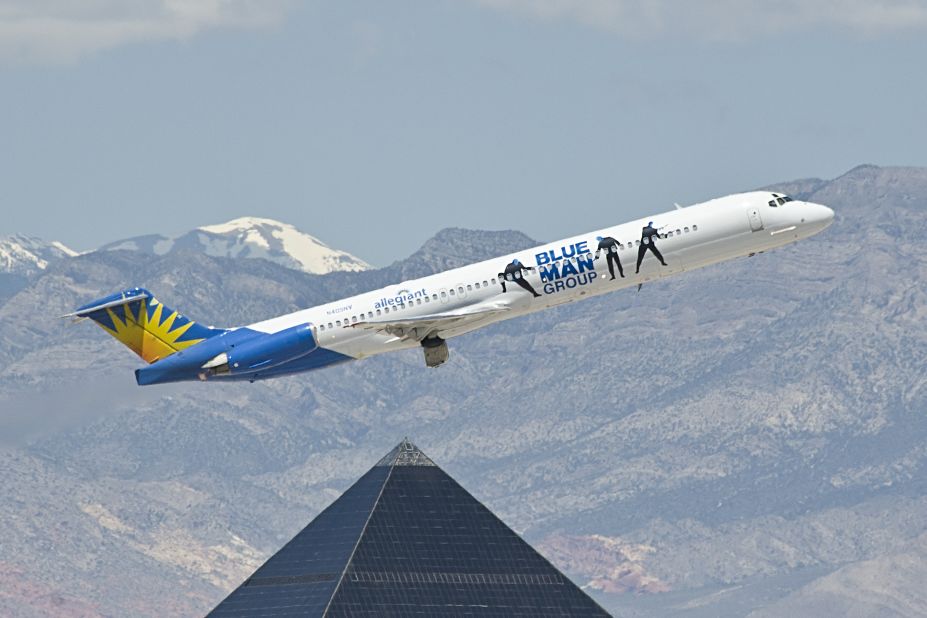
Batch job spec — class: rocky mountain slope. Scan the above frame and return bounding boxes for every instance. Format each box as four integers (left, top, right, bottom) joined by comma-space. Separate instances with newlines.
1, 164, 925, 617
0, 235, 77, 276
0, 235, 78, 305
99, 216, 370, 275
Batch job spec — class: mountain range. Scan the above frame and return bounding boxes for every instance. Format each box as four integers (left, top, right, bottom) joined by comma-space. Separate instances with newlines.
1, 164, 925, 617
0, 235, 79, 304
0, 235, 78, 275
0, 216, 369, 282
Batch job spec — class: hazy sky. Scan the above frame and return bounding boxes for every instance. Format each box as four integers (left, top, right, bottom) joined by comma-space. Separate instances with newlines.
2, 1, 926, 265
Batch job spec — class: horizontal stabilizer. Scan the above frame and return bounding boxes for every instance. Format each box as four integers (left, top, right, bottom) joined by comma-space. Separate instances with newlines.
62, 289, 150, 319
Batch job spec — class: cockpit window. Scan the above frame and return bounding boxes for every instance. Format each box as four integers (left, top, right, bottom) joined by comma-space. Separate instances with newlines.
777, 197, 785, 205
768, 200, 777, 207
770, 195, 794, 207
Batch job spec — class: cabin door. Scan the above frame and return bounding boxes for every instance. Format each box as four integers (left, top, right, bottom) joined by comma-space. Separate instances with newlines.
747, 207, 764, 232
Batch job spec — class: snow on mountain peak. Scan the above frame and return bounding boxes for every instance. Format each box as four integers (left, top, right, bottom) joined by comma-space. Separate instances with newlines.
4, 217, 366, 278
193, 217, 370, 274
199, 217, 290, 235
0, 234, 78, 275
99, 217, 369, 275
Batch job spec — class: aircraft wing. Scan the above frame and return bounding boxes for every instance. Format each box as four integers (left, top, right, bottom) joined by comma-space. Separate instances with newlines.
348, 301, 511, 342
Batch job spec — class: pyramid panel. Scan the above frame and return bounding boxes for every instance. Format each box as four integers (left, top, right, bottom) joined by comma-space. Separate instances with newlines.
209, 465, 390, 617
327, 463, 609, 616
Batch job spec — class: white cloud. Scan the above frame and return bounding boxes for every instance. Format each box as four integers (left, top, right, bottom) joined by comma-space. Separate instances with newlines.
0, 0, 293, 65
472, 0, 927, 39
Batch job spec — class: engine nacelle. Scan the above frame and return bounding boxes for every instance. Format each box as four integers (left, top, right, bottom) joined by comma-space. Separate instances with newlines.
201, 323, 317, 377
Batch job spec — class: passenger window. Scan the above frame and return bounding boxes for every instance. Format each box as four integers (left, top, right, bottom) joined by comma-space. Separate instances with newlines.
376, 310, 381, 316
424, 296, 430, 303
368, 311, 373, 318
327, 322, 333, 329
441, 291, 447, 298
449, 289, 455, 296
676, 229, 681, 235
458, 286, 464, 294
319, 324, 325, 331
684, 226, 689, 233
474, 282, 480, 289
483, 280, 489, 286
692, 224, 698, 231
336, 320, 342, 326
467, 284, 473, 291
491, 278, 497, 284
432, 293, 438, 300
416, 298, 421, 305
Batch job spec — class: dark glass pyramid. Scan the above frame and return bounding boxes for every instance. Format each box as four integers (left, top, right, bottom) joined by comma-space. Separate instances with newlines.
209, 439, 610, 617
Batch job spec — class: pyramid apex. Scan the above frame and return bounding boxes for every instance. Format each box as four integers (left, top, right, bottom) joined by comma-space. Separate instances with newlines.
376, 437, 436, 467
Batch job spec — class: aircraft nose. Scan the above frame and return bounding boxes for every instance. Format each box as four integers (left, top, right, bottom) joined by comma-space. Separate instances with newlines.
805, 202, 835, 229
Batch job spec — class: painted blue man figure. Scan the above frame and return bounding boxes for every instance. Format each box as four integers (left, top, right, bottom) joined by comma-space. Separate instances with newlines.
499, 259, 542, 297
595, 236, 625, 280
635, 221, 668, 273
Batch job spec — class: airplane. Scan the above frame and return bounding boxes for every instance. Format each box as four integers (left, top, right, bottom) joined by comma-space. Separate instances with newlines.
66, 191, 834, 385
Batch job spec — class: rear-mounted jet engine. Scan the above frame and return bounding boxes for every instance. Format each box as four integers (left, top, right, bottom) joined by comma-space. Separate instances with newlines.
200, 323, 317, 379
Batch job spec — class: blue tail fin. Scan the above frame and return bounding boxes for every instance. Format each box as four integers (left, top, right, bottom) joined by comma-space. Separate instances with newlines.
68, 287, 225, 364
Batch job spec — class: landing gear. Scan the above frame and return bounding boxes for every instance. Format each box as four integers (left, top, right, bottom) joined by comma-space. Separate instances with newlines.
421, 336, 449, 368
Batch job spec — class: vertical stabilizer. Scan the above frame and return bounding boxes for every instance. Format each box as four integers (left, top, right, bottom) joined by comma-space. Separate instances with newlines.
67, 287, 224, 364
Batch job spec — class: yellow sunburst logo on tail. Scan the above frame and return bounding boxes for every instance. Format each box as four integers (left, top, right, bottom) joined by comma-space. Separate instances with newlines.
95, 297, 205, 364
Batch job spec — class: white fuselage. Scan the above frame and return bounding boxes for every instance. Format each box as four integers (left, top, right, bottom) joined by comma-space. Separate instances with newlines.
246, 191, 834, 361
